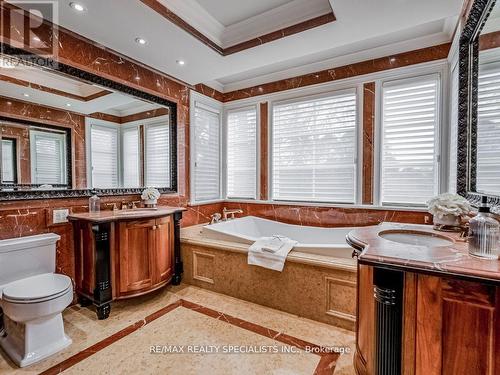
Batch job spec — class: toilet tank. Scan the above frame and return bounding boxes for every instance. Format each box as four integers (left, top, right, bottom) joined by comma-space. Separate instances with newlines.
0, 233, 60, 289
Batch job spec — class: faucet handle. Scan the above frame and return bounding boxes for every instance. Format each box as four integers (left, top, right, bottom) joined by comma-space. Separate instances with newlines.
131, 200, 141, 209
210, 213, 222, 224
106, 203, 118, 211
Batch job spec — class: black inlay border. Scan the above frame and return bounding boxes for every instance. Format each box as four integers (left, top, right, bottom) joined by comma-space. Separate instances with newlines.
0, 43, 178, 201
457, 0, 500, 208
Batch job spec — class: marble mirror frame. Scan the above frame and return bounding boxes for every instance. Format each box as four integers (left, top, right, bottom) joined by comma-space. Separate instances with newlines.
457, 0, 500, 207
0, 43, 178, 201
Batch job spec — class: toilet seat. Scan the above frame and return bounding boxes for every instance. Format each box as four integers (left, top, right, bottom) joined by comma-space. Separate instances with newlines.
2, 273, 72, 304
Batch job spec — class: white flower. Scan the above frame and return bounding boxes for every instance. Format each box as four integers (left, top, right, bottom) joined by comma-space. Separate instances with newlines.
141, 187, 161, 201
426, 193, 471, 219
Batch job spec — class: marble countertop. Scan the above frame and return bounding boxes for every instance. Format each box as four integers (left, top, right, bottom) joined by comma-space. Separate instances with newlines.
68, 206, 186, 223
348, 222, 500, 284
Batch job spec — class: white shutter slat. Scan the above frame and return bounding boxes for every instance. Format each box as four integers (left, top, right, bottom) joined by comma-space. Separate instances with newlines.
90, 125, 118, 188
145, 123, 170, 187
194, 104, 220, 202
272, 92, 357, 203
227, 107, 257, 199
477, 63, 500, 195
1, 139, 15, 183
122, 127, 140, 188
30, 130, 66, 185
381, 75, 439, 206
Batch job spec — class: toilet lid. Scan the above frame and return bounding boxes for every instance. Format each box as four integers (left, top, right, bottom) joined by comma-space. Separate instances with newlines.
2, 273, 72, 302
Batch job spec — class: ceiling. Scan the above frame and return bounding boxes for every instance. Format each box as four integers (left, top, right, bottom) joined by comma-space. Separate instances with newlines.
195, 0, 293, 27
13, 0, 464, 93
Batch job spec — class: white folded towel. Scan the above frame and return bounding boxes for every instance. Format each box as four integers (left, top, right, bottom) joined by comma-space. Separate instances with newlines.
248, 235, 298, 271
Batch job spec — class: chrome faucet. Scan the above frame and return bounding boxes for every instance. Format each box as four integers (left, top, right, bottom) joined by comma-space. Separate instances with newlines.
222, 207, 243, 221
106, 203, 118, 212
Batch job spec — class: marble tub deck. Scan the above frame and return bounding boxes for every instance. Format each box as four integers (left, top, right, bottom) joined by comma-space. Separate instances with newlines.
0, 285, 355, 375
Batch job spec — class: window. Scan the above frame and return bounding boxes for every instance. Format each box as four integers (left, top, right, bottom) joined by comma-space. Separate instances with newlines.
271, 91, 357, 203
145, 122, 170, 187
192, 101, 221, 202
89, 124, 119, 188
477, 62, 500, 195
226, 107, 258, 199
30, 130, 67, 185
380, 75, 440, 206
122, 126, 140, 188
448, 63, 459, 193
1, 138, 17, 184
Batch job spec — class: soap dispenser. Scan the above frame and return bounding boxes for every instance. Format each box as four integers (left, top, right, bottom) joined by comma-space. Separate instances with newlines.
468, 196, 499, 259
89, 189, 101, 213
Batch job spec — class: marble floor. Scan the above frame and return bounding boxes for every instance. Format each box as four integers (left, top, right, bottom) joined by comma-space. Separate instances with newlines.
0, 285, 355, 375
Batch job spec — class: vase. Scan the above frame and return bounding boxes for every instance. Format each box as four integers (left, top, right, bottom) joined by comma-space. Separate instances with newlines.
143, 199, 158, 208
433, 214, 461, 230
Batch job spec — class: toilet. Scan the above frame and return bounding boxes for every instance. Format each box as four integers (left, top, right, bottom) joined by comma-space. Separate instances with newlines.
0, 233, 73, 367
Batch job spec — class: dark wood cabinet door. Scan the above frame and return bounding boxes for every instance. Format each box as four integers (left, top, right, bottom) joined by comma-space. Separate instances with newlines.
153, 216, 173, 286
117, 218, 156, 294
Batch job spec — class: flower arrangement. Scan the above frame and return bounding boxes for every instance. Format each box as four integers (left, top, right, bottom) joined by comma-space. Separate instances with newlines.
427, 193, 471, 219
141, 187, 160, 202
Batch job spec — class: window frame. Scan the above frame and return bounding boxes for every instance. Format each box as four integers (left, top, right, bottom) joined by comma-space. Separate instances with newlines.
375, 72, 445, 207
189, 91, 224, 204
223, 104, 260, 200
1, 137, 18, 184
29, 129, 68, 185
269, 88, 361, 205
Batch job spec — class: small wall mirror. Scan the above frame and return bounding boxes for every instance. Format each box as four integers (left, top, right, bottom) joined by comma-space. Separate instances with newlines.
0, 52, 177, 199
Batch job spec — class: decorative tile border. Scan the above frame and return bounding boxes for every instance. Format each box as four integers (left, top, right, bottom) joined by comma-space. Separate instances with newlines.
39, 299, 341, 375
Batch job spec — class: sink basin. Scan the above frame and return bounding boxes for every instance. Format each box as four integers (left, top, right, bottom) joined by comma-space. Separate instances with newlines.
379, 230, 454, 247
115, 208, 158, 215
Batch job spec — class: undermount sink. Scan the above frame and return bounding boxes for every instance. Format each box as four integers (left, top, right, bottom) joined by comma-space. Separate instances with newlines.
379, 230, 454, 247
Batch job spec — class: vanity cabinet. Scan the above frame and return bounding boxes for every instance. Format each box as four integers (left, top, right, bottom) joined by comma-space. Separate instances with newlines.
117, 217, 173, 296
354, 264, 500, 375
69, 207, 185, 320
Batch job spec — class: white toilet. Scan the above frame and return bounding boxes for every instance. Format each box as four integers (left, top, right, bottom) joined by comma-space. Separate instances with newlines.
0, 233, 73, 367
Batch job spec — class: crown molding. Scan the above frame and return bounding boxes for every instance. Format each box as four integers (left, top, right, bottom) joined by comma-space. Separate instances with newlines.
140, 0, 335, 56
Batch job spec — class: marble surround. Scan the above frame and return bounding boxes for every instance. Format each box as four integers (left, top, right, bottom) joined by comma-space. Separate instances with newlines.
0, 285, 355, 375
181, 225, 357, 331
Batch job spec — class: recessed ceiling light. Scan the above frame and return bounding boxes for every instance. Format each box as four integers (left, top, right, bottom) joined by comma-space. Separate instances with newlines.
66, 103, 72, 107
23, 93, 30, 97
176, 60, 185, 66
69, 2, 86, 12
135, 37, 147, 45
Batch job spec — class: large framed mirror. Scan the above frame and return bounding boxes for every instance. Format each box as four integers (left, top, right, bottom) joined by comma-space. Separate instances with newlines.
0, 44, 177, 200
458, 0, 500, 206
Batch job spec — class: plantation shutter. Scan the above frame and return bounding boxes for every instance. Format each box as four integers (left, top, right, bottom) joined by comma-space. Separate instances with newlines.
122, 126, 140, 187
1, 139, 15, 183
145, 122, 170, 187
90, 124, 119, 188
477, 62, 500, 195
381, 75, 440, 205
193, 102, 221, 202
30, 130, 66, 185
226, 107, 257, 199
272, 91, 357, 203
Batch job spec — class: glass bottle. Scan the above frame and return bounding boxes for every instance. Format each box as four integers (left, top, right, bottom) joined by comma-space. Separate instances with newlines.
89, 190, 101, 213
468, 196, 500, 259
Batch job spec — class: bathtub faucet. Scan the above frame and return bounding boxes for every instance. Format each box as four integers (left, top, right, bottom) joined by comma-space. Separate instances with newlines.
210, 213, 222, 224
223, 207, 243, 221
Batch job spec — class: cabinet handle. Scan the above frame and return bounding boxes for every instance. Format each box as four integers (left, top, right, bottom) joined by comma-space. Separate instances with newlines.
152, 225, 157, 230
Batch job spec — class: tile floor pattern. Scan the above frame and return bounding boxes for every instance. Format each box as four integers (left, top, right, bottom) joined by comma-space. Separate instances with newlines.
0, 285, 355, 375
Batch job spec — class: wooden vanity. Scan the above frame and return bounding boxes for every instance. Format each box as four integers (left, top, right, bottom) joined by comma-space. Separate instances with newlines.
347, 223, 500, 375
68, 207, 185, 319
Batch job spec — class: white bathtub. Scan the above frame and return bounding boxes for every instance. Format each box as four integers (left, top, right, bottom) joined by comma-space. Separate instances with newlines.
202, 216, 357, 259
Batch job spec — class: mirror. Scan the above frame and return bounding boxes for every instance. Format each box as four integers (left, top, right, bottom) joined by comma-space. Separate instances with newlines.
457, 0, 500, 205
1, 120, 70, 189
0, 53, 177, 199
477, 1, 500, 196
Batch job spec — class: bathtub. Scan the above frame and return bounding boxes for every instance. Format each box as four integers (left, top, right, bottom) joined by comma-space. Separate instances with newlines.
202, 216, 357, 259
